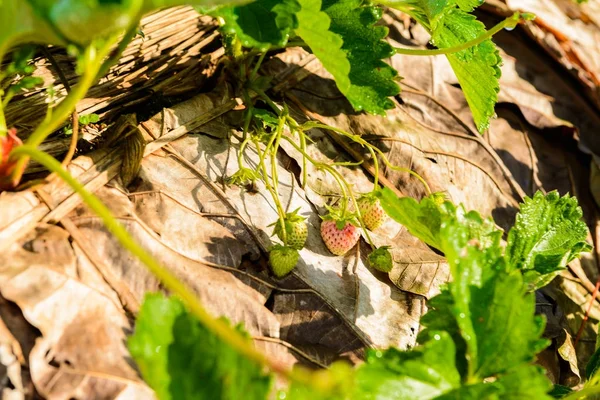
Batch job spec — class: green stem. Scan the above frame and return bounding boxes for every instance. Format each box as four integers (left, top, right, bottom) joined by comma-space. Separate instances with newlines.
270, 124, 284, 211
305, 122, 431, 195
374, 147, 432, 195
0, 92, 6, 137
95, 24, 139, 82
253, 133, 287, 244
298, 128, 308, 188
249, 51, 267, 82
11, 36, 119, 186
237, 134, 252, 168
2, 92, 14, 109
394, 13, 521, 56
11, 145, 311, 385
280, 135, 347, 203
241, 89, 254, 141
256, 89, 281, 115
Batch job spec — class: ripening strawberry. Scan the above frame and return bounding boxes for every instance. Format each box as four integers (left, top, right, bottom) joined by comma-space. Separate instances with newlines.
358, 196, 387, 231
272, 210, 308, 250
320, 219, 360, 256
269, 244, 299, 278
0, 128, 22, 189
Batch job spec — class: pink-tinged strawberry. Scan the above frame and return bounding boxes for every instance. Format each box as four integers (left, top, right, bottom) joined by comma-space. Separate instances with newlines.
358, 195, 387, 231
320, 214, 360, 256
0, 128, 22, 190
269, 244, 299, 278
368, 246, 393, 272
271, 209, 308, 250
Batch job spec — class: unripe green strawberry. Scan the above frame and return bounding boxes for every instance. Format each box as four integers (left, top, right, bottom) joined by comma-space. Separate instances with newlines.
368, 246, 393, 272
272, 211, 308, 250
320, 219, 360, 256
358, 196, 387, 231
431, 192, 448, 206
269, 245, 299, 277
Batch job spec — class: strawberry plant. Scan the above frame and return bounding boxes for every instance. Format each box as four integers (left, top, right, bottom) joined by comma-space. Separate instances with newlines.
1, 0, 589, 399
128, 190, 595, 399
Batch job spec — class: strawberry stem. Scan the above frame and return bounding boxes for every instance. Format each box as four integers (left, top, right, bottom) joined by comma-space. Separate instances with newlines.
296, 127, 308, 188
393, 12, 523, 56
305, 122, 431, 195
253, 128, 288, 244
0, 93, 6, 138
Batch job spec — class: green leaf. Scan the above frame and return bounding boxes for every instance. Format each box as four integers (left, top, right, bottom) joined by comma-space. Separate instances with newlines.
285, 362, 354, 400
506, 191, 591, 289
430, 8, 501, 132
432, 383, 499, 399
127, 294, 185, 400
210, 0, 399, 114
128, 293, 271, 400
433, 366, 552, 399
211, 0, 299, 49
587, 346, 600, 380
293, 0, 350, 98
431, 205, 549, 380
452, 0, 483, 12
354, 332, 460, 400
381, 0, 501, 131
0, 0, 242, 54
375, 188, 500, 251
494, 365, 553, 399
321, 0, 399, 115
375, 187, 448, 250
0, 0, 63, 60
549, 385, 573, 399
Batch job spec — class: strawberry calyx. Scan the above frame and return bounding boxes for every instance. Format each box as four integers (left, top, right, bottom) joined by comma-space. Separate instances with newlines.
321, 204, 359, 230
0, 128, 22, 190
357, 191, 378, 204
269, 208, 304, 232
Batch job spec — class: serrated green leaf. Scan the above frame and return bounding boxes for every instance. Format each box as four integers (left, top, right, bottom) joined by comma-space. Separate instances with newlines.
452, 0, 483, 12
432, 205, 549, 381
321, 0, 399, 115
431, 8, 501, 132
506, 191, 591, 289
210, 0, 399, 114
354, 332, 460, 400
294, 0, 350, 93
380, 0, 501, 131
128, 294, 271, 400
378, 186, 550, 384
211, 0, 299, 49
